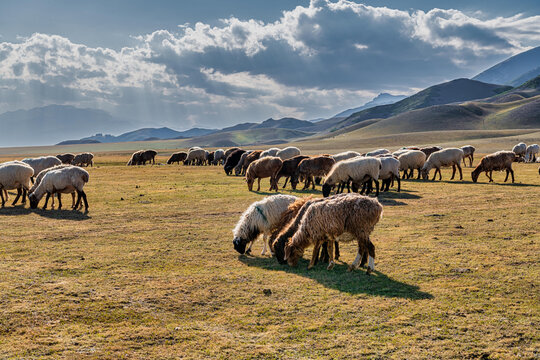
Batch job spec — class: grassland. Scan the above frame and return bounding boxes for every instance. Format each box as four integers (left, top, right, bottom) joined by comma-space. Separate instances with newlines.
0, 149, 538, 359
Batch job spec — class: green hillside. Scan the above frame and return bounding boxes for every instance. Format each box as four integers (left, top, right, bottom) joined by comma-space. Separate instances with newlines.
182, 128, 314, 147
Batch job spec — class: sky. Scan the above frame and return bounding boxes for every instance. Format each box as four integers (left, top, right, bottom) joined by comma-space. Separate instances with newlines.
0, 0, 539, 132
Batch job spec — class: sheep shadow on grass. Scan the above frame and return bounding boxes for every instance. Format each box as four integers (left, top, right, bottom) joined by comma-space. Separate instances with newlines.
0, 206, 91, 220
238, 255, 433, 300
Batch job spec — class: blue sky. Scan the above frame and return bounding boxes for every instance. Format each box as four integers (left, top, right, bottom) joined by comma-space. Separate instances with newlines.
0, 0, 539, 132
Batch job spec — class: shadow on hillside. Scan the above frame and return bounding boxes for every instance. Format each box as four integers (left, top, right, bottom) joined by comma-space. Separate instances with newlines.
0, 205, 91, 220
238, 256, 433, 300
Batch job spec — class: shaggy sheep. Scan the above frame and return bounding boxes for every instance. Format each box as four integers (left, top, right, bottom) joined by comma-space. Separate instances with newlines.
421, 148, 464, 181
242, 150, 263, 175
56, 153, 75, 164
378, 156, 401, 192
224, 149, 246, 175
398, 150, 426, 179
167, 152, 188, 165
213, 149, 225, 165
0, 163, 34, 207
461, 145, 476, 167
420, 146, 443, 159
246, 156, 283, 192
234, 151, 253, 176
284, 193, 383, 273
127, 150, 143, 165
22, 156, 62, 181
260, 148, 280, 158
512, 142, 527, 159
332, 151, 361, 163
185, 148, 207, 166
207, 151, 215, 165
140, 150, 157, 165
72, 153, 94, 167
224, 147, 240, 160
525, 144, 539, 163
276, 155, 310, 190
471, 151, 517, 183
232, 194, 298, 255
30, 164, 76, 208
276, 146, 301, 160
366, 149, 390, 157
322, 156, 381, 197
29, 166, 89, 210
296, 156, 336, 190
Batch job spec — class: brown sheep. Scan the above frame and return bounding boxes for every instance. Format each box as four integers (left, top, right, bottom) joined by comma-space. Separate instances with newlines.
296, 156, 336, 190
224, 147, 240, 160
276, 155, 310, 190
127, 150, 143, 166
471, 151, 517, 183
167, 152, 187, 165
140, 150, 157, 165
245, 156, 283, 192
56, 153, 75, 164
420, 146, 443, 159
242, 150, 262, 175
72, 153, 94, 167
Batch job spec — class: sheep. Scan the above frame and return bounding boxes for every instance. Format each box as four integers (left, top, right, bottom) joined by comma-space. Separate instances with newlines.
260, 148, 280, 158
185, 148, 207, 166
224, 149, 246, 175
461, 145, 476, 167
167, 152, 188, 165
207, 151, 215, 165
22, 156, 62, 181
398, 150, 426, 179
245, 156, 283, 192
127, 150, 143, 165
72, 153, 94, 167
276, 146, 301, 160
189, 146, 202, 152
322, 156, 381, 197
224, 147, 240, 160
29, 166, 89, 211
0, 163, 34, 207
420, 146, 443, 159
213, 149, 225, 165
525, 144, 539, 163
234, 150, 253, 176
366, 149, 390, 157
140, 150, 157, 165
512, 142, 527, 159
378, 156, 401, 192
56, 153, 75, 164
29, 164, 76, 208
296, 156, 336, 190
0, 160, 26, 201
284, 193, 383, 274
471, 151, 517, 183
276, 155, 310, 190
232, 194, 298, 256
421, 148, 464, 181
392, 149, 411, 158
332, 151, 361, 163
242, 150, 263, 175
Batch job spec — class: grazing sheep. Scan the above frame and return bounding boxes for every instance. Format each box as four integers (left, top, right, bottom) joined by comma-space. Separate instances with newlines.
127, 150, 143, 165
276, 146, 301, 160
29, 166, 89, 210
30, 164, 76, 208
461, 145, 476, 167
246, 156, 283, 192
322, 157, 381, 197
224, 149, 246, 175
22, 156, 62, 181
56, 153, 75, 164
213, 149, 225, 165
260, 148, 280, 158
332, 151, 361, 162
420, 146, 443, 159
234, 150, 253, 176
284, 193, 383, 273
224, 147, 240, 160
232, 194, 298, 255
140, 150, 157, 165
167, 152, 188, 165
189, 146, 202, 152
0, 163, 34, 207
525, 144, 539, 163
512, 142, 527, 159
398, 150, 426, 179
185, 148, 207, 166
378, 156, 401, 192
242, 150, 263, 175
471, 151, 517, 183
207, 151, 215, 165
276, 155, 310, 190
296, 156, 336, 190
72, 153, 94, 167
366, 149, 390, 157
421, 148, 464, 181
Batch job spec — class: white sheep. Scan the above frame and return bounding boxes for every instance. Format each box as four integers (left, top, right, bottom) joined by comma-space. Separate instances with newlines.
29, 166, 89, 210
332, 151, 362, 162
392, 149, 412, 157
0, 162, 34, 207
276, 146, 301, 160
322, 156, 381, 197
30, 165, 76, 208
525, 144, 539, 163
421, 148, 464, 181
213, 149, 225, 165
460, 145, 476, 167
366, 149, 390, 157
398, 150, 426, 179
260, 148, 281, 158
22, 156, 62, 181
512, 142, 527, 159
378, 156, 401, 192
232, 194, 298, 256
185, 148, 207, 165
0, 160, 26, 200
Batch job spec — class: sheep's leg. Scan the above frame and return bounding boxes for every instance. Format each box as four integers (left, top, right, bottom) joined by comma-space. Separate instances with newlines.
261, 234, 268, 256
348, 239, 365, 272
318, 242, 329, 264
80, 190, 89, 210
22, 188, 27, 204
71, 192, 76, 208
245, 240, 253, 255
346, 181, 351, 193
43, 192, 51, 209
450, 165, 456, 180
431, 170, 437, 181
57, 194, 63, 209
457, 163, 463, 180
470, 155, 474, 167
282, 177, 289, 188
311, 176, 315, 190
416, 167, 421, 179
12, 188, 22, 206
366, 238, 376, 275
3, 189, 8, 201
0, 188, 4, 207
374, 179, 379, 197
504, 170, 509, 182
510, 168, 515, 183
257, 178, 261, 191
309, 241, 322, 269
326, 240, 335, 270
74, 191, 82, 209
396, 174, 401, 192
334, 241, 340, 260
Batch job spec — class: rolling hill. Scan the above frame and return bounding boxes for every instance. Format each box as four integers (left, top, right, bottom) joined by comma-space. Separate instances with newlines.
473, 46, 540, 86
182, 128, 315, 147
333, 93, 407, 118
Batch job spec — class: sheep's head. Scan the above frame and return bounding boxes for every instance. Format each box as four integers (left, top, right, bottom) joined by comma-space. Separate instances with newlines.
285, 241, 303, 267
232, 227, 259, 254
273, 238, 288, 265
232, 236, 248, 254
322, 183, 333, 197
28, 193, 39, 209
471, 166, 482, 183
246, 177, 254, 191
420, 168, 429, 180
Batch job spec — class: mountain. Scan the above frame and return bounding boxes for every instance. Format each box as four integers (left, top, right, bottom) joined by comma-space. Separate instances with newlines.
335, 78, 512, 130
333, 93, 407, 118
220, 117, 314, 133
0, 105, 130, 147
473, 46, 540, 86
76, 127, 218, 144
182, 128, 314, 147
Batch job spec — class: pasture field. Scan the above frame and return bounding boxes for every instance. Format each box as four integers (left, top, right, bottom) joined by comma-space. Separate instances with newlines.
0, 152, 539, 359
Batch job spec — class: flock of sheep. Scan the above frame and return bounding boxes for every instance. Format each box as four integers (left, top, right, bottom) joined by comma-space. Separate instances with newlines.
0, 152, 93, 210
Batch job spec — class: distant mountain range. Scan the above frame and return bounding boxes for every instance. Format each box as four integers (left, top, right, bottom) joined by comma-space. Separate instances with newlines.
333, 93, 407, 118
68, 127, 218, 144
473, 46, 540, 86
